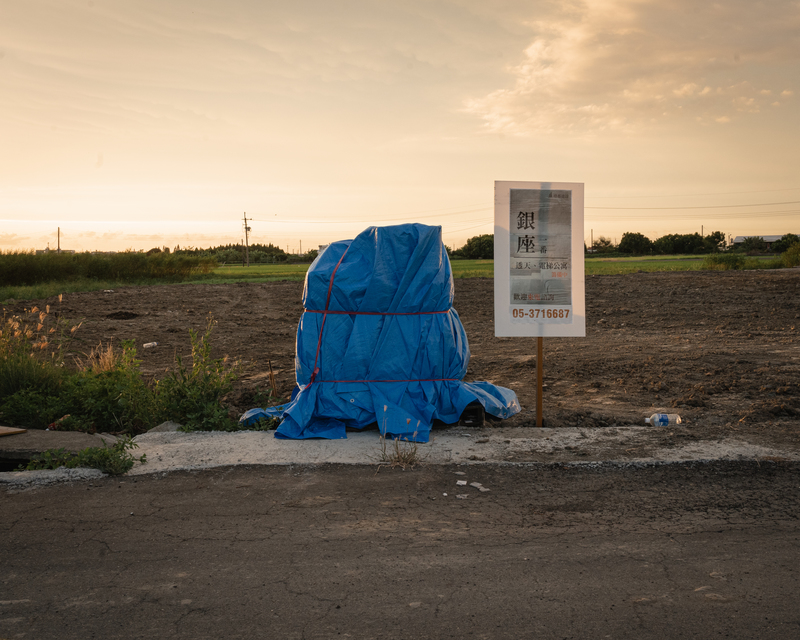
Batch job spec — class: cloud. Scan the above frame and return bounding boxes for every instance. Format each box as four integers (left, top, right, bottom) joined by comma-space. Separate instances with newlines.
0, 233, 27, 247
464, 0, 799, 135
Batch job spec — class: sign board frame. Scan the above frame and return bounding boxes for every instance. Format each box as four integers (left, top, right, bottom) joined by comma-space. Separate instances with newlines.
494, 181, 586, 338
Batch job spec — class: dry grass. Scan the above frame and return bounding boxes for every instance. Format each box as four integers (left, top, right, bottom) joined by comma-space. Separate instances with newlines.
377, 432, 422, 470
0, 295, 82, 397
376, 409, 424, 470
77, 341, 121, 373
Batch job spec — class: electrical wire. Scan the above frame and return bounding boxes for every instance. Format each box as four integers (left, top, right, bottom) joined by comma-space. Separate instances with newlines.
587, 200, 800, 210
589, 186, 800, 199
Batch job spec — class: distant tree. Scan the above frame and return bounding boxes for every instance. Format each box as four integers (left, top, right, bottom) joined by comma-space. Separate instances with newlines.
146, 247, 162, 255
593, 236, 616, 254
772, 233, 800, 253
738, 236, 768, 254
653, 233, 705, 255
618, 232, 653, 255
458, 234, 494, 259
702, 231, 726, 253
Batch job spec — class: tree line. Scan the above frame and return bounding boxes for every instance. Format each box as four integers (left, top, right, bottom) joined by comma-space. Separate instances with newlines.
150, 243, 318, 264
447, 232, 799, 259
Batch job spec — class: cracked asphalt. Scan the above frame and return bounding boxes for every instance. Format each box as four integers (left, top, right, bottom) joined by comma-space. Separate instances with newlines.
2, 460, 799, 639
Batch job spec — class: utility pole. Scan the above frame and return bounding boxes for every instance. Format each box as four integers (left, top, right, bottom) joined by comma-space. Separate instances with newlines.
242, 212, 251, 267
57, 227, 61, 254
300, 240, 302, 255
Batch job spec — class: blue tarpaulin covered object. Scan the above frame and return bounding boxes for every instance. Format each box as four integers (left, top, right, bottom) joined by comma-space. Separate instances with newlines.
240, 223, 520, 442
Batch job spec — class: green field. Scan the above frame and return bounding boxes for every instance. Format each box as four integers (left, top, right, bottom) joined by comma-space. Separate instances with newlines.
198, 257, 707, 282
199, 255, 784, 281
187, 259, 498, 284
0, 255, 786, 303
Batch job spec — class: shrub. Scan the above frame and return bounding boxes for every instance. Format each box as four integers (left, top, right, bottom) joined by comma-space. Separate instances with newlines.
24, 437, 146, 475
781, 242, 800, 268
702, 254, 746, 270
156, 317, 241, 431
59, 349, 160, 433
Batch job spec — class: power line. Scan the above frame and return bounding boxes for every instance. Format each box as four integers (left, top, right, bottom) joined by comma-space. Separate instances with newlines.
586, 208, 800, 220
588, 186, 800, 199
587, 200, 800, 210
248, 207, 491, 225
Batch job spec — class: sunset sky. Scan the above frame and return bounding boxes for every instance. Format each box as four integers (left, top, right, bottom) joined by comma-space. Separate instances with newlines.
1, 0, 798, 253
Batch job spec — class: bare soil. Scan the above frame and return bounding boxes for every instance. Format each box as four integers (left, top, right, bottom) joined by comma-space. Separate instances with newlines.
23, 269, 800, 453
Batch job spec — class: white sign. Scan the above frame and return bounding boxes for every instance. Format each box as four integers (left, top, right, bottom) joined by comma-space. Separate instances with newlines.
494, 181, 586, 338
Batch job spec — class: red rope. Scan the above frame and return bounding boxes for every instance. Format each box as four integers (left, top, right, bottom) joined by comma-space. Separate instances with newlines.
307, 247, 349, 388
305, 309, 448, 316
313, 378, 458, 384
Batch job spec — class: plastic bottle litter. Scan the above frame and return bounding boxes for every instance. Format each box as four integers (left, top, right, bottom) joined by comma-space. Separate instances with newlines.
143, 342, 158, 349
645, 413, 681, 426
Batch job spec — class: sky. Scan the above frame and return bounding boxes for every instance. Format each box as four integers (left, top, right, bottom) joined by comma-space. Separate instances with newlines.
1, 0, 798, 253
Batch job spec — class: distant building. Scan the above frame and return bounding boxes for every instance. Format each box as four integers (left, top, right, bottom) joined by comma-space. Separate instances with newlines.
36, 247, 75, 255
732, 235, 795, 249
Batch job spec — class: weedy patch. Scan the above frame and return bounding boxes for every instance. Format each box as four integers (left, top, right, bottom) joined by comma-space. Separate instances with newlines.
22, 437, 146, 476
0, 305, 246, 435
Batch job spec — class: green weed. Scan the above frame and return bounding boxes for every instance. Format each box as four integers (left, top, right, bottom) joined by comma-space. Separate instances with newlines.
23, 437, 146, 476
157, 317, 241, 431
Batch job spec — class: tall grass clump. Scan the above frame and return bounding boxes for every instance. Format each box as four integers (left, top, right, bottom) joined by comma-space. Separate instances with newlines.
0, 250, 216, 287
0, 299, 80, 398
702, 253, 746, 270
158, 317, 241, 431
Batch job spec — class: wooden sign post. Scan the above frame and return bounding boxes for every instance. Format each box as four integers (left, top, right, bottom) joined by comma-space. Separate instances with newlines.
493, 181, 586, 426
536, 336, 543, 427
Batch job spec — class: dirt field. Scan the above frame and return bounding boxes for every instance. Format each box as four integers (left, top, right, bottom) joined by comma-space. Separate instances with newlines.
26, 269, 800, 452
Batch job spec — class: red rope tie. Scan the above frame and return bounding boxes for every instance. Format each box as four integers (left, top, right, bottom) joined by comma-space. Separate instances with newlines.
305, 309, 449, 316
313, 378, 458, 384
307, 247, 349, 388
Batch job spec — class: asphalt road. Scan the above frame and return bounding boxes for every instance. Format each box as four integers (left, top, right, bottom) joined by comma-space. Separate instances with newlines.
2, 461, 799, 639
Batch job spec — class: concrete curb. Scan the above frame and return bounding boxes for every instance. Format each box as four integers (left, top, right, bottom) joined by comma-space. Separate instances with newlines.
2, 426, 797, 489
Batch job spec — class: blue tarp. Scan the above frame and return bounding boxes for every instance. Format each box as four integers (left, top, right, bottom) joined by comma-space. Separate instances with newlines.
240, 223, 520, 442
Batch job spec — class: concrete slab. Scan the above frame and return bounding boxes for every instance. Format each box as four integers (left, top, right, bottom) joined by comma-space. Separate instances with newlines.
2, 425, 797, 489
0, 428, 118, 461
122, 426, 800, 476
